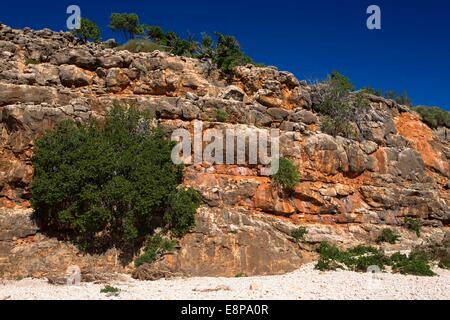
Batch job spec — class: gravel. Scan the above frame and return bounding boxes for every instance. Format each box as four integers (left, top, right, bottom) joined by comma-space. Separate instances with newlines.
1, 263, 449, 300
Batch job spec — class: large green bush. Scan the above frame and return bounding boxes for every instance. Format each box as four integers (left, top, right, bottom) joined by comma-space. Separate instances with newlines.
31, 106, 200, 250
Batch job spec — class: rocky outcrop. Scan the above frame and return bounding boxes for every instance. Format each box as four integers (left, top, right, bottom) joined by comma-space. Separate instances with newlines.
0, 24, 449, 279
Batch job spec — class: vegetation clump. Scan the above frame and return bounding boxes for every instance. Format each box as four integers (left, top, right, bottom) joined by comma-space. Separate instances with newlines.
117, 39, 165, 53
315, 242, 386, 273
109, 13, 144, 40
272, 157, 300, 191
315, 71, 370, 139
25, 58, 40, 65
377, 229, 401, 244
72, 18, 101, 43
404, 217, 421, 237
413, 106, 450, 129
100, 285, 121, 296
31, 106, 200, 251
291, 227, 308, 243
315, 241, 437, 277
389, 251, 435, 276
215, 109, 229, 123
134, 234, 177, 267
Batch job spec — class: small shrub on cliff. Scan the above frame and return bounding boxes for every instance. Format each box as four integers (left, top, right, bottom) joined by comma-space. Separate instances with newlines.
315, 71, 370, 139
291, 227, 308, 243
25, 58, 40, 65
418, 238, 450, 270
315, 242, 386, 272
413, 106, 450, 129
272, 157, 300, 191
404, 217, 421, 237
164, 188, 202, 237
31, 106, 200, 250
135, 234, 177, 267
215, 109, 229, 122
377, 229, 401, 244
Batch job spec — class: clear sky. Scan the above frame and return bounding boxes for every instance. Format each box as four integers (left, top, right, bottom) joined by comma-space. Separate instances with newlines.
1, 0, 449, 110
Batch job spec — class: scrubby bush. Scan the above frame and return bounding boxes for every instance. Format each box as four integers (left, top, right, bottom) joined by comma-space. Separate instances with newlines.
315, 71, 370, 139
419, 238, 450, 270
413, 106, 450, 129
25, 58, 40, 65
72, 18, 101, 43
215, 109, 229, 122
291, 227, 308, 243
272, 157, 300, 191
388, 251, 435, 276
377, 229, 401, 244
101, 285, 120, 296
164, 188, 202, 237
117, 39, 166, 53
134, 234, 177, 267
315, 241, 437, 276
212, 32, 253, 74
31, 106, 200, 250
404, 217, 421, 237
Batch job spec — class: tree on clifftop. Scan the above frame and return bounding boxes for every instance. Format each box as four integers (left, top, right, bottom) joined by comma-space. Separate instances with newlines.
109, 13, 144, 40
72, 18, 101, 43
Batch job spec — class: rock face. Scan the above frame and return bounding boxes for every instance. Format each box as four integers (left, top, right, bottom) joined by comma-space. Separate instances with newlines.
0, 24, 449, 279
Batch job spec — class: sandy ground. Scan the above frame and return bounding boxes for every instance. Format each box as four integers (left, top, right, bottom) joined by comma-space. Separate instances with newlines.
1, 263, 449, 300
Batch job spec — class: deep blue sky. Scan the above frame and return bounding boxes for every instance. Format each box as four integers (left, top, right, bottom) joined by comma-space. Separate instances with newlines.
1, 0, 449, 110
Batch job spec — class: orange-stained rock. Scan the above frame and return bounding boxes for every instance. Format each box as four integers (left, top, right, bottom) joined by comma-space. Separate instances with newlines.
395, 112, 449, 176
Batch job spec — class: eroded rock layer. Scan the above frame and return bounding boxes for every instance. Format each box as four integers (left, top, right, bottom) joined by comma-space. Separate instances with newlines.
0, 25, 448, 279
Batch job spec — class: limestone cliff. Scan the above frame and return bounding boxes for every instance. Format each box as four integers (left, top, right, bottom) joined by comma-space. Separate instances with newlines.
0, 24, 448, 279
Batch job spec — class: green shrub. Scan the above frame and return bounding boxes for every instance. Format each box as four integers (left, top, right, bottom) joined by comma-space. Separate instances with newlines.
419, 238, 450, 270
25, 58, 40, 65
100, 285, 120, 296
315, 242, 387, 272
291, 227, 308, 243
215, 109, 229, 122
377, 229, 401, 244
117, 39, 166, 53
388, 251, 435, 276
272, 157, 300, 191
72, 18, 101, 43
413, 106, 450, 129
404, 217, 421, 237
384, 90, 412, 106
235, 272, 247, 278
31, 105, 200, 250
134, 234, 177, 267
164, 188, 202, 237
315, 71, 369, 139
